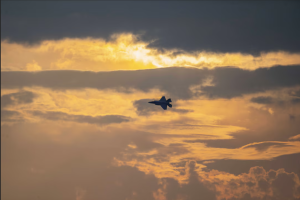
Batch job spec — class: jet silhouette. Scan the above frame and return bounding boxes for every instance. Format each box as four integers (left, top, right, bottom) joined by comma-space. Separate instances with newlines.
148, 96, 172, 110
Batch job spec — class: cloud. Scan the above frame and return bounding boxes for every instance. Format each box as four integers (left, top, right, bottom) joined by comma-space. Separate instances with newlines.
1, 91, 36, 108
289, 134, 300, 141
2, 65, 300, 100
160, 163, 300, 200
1, 35, 158, 71
289, 114, 296, 120
271, 169, 300, 200
2, 120, 300, 200
2, 2, 300, 55
249, 91, 300, 106
1, 109, 21, 122
133, 99, 165, 115
162, 161, 217, 200
200, 65, 300, 99
190, 129, 300, 151
207, 166, 300, 200
31, 111, 131, 125
203, 153, 300, 177
3, 37, 300, 72
290, 89, 300, 98
1, 67, 206, 100
250, 96, 274, 104
0, 122, 209, 200
191, 96, 300, 149
291, 98, 300, 104
240, 141, 293, 152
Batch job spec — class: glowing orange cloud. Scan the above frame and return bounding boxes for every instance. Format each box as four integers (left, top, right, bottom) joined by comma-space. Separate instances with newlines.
2, 33, 300, 72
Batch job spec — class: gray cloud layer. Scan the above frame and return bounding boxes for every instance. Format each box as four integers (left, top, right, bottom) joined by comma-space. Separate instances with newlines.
2, 65, 300, 100
2, 1, 300, 55
203, 153, 300, 177
32, 111, 131, 126
250, 96, 274, 104
1, 91, 36, 108
1, 67, 207, 99
1, 110, 21, 122
200, 65, 300, 99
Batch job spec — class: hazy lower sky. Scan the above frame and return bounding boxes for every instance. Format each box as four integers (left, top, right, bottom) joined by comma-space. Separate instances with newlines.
1, 1, 300, 200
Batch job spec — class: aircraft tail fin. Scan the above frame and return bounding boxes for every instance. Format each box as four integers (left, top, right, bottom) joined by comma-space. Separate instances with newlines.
167, 98, 172, 103
168, 104, 172, 108
160, 96, 167, 102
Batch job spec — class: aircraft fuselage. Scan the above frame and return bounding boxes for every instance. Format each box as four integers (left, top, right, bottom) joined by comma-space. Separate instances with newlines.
148, 101, 170, 106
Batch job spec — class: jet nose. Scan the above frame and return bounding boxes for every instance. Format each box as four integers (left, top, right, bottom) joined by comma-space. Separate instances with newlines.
148, 101, 155, 104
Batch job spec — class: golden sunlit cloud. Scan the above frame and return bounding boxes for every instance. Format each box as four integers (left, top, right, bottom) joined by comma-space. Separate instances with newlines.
1, 87, 163, 118
114, 140, 300, 182
2, 33, 300, 72
289, 134, 300, 140
2, 85, 300, 186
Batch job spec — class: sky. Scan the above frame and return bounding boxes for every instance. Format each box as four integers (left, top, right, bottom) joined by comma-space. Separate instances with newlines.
1, 1, 300, 200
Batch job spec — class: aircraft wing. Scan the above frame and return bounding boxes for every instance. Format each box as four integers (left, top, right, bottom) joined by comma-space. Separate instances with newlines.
161, 104, 167, 110
159, 96, 166, 102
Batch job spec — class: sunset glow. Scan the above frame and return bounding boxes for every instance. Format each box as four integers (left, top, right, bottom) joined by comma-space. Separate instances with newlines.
2, 2, 300, 200
3, 34, 300, 72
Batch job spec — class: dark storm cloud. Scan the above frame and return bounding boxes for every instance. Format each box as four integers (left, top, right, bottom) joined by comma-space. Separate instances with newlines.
31, 111, 131, 125
133, 99, 192, 116
2, 65, 300, 99
250, 96, 274, 104
2, 1, 300, 55
1, 91, 36, 108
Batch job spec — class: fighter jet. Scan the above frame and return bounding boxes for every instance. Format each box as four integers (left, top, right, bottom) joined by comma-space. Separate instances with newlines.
148, 96, 172, 110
